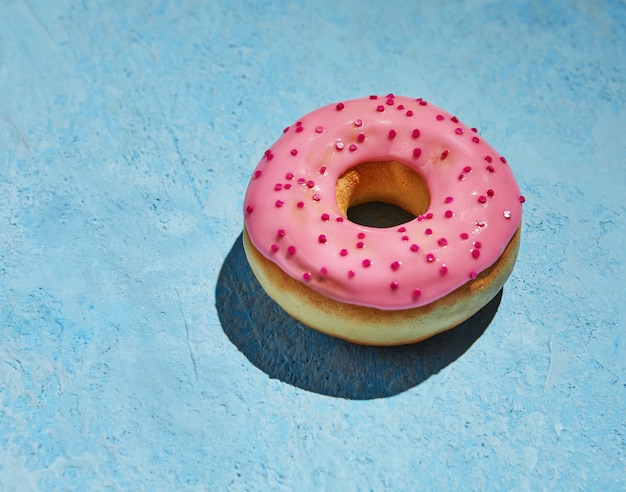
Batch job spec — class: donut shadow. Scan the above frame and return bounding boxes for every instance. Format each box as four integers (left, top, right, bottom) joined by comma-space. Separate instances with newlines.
216, 233, 502, 400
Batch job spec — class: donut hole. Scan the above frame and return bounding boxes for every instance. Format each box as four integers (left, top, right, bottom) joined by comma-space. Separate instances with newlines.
336, 161, 430, 228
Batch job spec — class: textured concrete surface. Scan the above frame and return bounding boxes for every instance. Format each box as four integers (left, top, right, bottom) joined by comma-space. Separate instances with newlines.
1, 0, 625, 490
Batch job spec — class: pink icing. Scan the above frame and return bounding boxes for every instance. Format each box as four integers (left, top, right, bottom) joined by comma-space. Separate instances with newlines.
244, 95, 523, 310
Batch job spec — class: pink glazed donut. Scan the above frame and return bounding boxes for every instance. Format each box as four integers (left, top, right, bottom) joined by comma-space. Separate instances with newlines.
243, 95, 523, 345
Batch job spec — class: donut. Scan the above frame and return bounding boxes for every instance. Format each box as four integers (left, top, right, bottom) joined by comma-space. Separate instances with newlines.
243, 95, 524, 345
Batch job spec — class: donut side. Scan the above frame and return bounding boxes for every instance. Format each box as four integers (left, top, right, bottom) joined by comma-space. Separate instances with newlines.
243, 226, 521, 346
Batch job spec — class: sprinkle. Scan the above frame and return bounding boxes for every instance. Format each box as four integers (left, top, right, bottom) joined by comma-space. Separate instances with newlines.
444, 210, 454, 218
296, 121, 302, 127
357, 232, 366, 239
348, 270, 355, 278
413, 148, 422, 158
436, 114, 444, 121
349, 144, 358, 152
472, 136, 480, 144
285, 172, 294, 180
320, 267, 328, 275
471, 248, 480, 259
486, 165, 495, 173
312, 194, 321, 201
438, 238, 448, 247
397, 104, 405, 110
321, 213, 330, 221
335, 140, 344, 150
406, 110, 414, 116
271, 244, 279, 252
369, 95, 378, 99
411, 129, 421, 139
418, 100, 427, 106
336, 102, 345, 111
357, 133, 366, 143
302, 272, 311, 281
439, 265, 448, 275
306, 180, 315, 188
426, 253, 435, 262
356, 241, 364, 248
297, 201, 305, 208
274, 183, 283, 191
283, 127, 289, 133
336, 217, 344, 223
277, 229, 286, 237
284, 183, 292, 190
391, 261, 401, 271
441, 150, 449, 160
478, 195, 487, 204
410, 244, 420, 252
275, 200, 284, 207
354, 119, 363, 127
471, 127, 478, 133
451, 116, 459, 123
397, 226, 406, 233
425, 228, 433, 235
474, 241, 482, 249
376, 105, 385, 112
469, 271, 477, 279
287, 245, 296, 255
266, 153, 274, 161
413, 288, 422, 299
340, 248, 348, 256
298, 178, 306, 185
290, 149, 298, 156
388, 129, 397, 139
254, 170, 262, 179
362, 259, 372, 267
319, 166, 327, 174
390, 281, 399, 290
246, 205, 254, 213
485, 155, 493, 163
460, 232, 469, 240
401, 235, 409, 241
386, 97, 395, 106
463, 166, 472, 173
315, 125, 324, 133
318, 234, 327, 243
455, 128, 464, 135
295, 126, 304, 133
519, 195, 526, 203
487, 189, 495, 197
425, 212, 433, 219
500, 156, 507, 163
503, 210, 512, 219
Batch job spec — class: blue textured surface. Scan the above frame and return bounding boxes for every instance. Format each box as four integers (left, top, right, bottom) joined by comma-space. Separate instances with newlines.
1, 0, 625, 490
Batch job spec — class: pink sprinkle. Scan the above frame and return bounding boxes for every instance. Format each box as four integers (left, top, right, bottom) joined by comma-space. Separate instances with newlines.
460, 232, 469, 240
336, 103, 345, 110
349, 144, 358, 152
397, 226, 406, 233
275, 200, 284, 207
401, 235, 409, 241
348, 270, 355, 278
296, 121, 302, 127
336, 217, 344, 223
413, 148, 422, 158
412, 128, 421, 138
312, 194, 321, 201
246, 205, 254, 213
264, 149, 272, 156
439, 265, 448, 275
284, 183, 292, 190
335, 141, 344, 150
298, 178, 306, 185
357, 232, 366, 239
455, 128, 464, 135
283, 127, 289, 133
425, 212, 433, 219
340, 248, 348, 256
469, 271, 478, 279
354, 119, 363, 127
362, 259, 371, 267
320, 267, 328, 275
451, 116, 459, 123
410, 244, 420, 252
306, 180, 315, 188
391, 261, 401, 270
386, 97, 394, 106
290, 149, 298, 156
271, 244, 279, 252
485, 155, 493, 163
425, 228, 433, 235
315, 125, 324, 133
285, 172, 294, 180
266, 153, 274, 161
318, 234, 327, 244
478, 195, 487, 204
441, 150, 449, 160
486, 165, 495, 173
390, 281, 399, 290
356, 241, 364, 249
474, 241, 482, 248
472, 136, 480, 144
321, 213, 330, 221
287, 245, 296, 255
388, 129, 397, 139
436, 114, 444, 121
406, 110, 414, 117
277, 229, 286, 237
295, 126, 304, 133
519, 195, 526, 203
297, 201, 305, 208
376, 105, 385, 112
445, 210, 454, 218
274, 183, 283, 191
369, 95, 378, 99
302, 272, 311, 281
319, 166, 327, 174
357, 133, 365, 143
397, 104, 405, 110
471, 127, 478, 133
413, 288, 422, 299
463, 166, 472, 173
254, 170, 262, 179
487, 189, 495, 197
471, 248, 480, 259
438, 238, 448, 247
500, 156, 507, 163
418, 100, 427, 106
426, 253, 435, 262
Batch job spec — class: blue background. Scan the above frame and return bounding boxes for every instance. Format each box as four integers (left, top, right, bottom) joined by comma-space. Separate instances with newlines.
1, 0, 625, 489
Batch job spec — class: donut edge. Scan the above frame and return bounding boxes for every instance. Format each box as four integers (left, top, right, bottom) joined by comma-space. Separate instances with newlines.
242, 226, 521, 346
